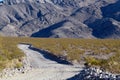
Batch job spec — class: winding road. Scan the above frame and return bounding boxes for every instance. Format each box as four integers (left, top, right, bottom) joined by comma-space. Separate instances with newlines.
0, 44, 83, 80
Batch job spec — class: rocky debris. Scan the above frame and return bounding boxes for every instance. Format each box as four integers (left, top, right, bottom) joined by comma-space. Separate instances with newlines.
0, 67, 25, 78
0, 57, 32, 78
81, 67, 117, 80
68, 66, 120, 80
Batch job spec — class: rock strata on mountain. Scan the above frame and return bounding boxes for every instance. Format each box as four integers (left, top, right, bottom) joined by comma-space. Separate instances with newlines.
0, 0, 119, 38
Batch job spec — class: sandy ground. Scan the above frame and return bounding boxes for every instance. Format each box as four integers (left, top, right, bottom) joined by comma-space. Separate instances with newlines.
0, 44, 84, 80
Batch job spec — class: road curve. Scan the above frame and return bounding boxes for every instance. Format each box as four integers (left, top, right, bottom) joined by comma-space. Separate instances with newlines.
0, 44, 83, 80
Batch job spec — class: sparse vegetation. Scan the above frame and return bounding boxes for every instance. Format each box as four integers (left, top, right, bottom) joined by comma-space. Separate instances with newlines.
0, 37, 120, 73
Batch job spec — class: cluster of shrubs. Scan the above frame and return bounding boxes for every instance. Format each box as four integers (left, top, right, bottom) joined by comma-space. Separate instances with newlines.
0, 37, 120, 73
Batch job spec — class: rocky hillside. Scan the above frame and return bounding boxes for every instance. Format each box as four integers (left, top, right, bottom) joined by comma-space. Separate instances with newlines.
0, 0, 119, 38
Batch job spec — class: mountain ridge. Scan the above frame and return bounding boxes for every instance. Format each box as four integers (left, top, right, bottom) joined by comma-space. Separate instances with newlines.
0, 0, 119, 38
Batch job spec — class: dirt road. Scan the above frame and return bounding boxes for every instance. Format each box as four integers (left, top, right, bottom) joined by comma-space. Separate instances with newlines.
0, 44, 83, 80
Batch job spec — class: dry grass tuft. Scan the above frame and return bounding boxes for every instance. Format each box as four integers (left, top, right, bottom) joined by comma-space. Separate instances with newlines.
0, 37, 120, 73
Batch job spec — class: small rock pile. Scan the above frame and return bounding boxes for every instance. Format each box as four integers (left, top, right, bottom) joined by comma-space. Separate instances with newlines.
68, 67, 120, 80
81, 67, 120, 80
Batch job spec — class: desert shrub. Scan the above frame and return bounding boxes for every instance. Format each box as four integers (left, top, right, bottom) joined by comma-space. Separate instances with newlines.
0, 37, 120, 73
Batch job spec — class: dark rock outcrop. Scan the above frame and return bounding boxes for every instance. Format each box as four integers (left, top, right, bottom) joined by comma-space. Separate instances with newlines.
67, 67, 120, 80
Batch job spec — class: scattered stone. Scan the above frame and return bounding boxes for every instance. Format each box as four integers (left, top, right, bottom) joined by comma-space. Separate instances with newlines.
0, 57, 32, 78
68, 67, 120, 80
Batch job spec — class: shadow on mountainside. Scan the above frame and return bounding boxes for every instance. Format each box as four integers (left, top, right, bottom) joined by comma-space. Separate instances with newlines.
87, 0, 120, 38
88, 18, 118, 38
101, 0, 120, 21
28, 45, 72, 65
31, 20, 67, 37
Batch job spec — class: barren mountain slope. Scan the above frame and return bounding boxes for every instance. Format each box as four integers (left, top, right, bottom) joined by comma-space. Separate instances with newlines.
0, 0, 119, 38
